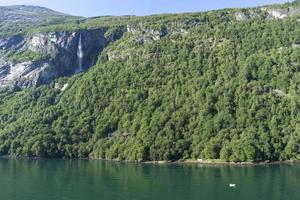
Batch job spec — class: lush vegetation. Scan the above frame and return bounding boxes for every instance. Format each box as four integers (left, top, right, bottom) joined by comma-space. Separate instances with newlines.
0, 2, 299, 162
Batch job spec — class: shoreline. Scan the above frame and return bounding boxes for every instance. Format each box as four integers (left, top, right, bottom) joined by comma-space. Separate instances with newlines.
117, 159, 300, 166
1, 155, 299, 166
80, 158, 300, 166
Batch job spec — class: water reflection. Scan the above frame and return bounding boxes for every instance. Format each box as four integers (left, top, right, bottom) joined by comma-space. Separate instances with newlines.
0, 159, 299, 200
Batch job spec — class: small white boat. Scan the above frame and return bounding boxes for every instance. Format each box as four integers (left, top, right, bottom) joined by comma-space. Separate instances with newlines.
229, 184, 236, 187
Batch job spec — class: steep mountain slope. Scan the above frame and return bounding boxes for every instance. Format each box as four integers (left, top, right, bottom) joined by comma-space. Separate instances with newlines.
0, 1, 299, 162
0, 28, 124, 88
0, 5, 66, 22
0, 5, 80, 36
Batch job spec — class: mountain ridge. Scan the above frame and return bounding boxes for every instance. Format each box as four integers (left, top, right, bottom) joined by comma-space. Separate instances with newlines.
0, 1, 298, 162
0, 5, 81, 37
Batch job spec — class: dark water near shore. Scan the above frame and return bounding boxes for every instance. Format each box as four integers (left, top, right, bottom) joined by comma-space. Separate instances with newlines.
0, 159, 299, 200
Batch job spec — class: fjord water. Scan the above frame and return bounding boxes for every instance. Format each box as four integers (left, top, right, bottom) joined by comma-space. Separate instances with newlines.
0, 159, 299, 200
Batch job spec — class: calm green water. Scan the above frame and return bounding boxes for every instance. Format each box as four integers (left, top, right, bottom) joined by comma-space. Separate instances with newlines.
0, 159, 299, 200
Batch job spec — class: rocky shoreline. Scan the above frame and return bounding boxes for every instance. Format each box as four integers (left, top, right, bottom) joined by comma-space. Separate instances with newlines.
90, 158, 300, 166
1, 155, 299, 166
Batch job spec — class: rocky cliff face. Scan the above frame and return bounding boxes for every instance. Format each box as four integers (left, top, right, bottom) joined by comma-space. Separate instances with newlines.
235, 7, 300, 21
0, 28, 124, 88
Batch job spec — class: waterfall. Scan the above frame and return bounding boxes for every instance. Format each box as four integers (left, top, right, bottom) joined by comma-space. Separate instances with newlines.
76, 33, 84, 72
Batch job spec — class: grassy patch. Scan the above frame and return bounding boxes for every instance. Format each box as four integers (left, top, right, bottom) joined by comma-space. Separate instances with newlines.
7, 51, 51, 62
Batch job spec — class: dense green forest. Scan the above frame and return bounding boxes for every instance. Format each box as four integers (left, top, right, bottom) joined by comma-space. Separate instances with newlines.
0, 1, 299, 162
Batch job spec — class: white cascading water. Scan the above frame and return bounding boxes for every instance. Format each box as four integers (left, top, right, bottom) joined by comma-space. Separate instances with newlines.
76, 33, 84, 72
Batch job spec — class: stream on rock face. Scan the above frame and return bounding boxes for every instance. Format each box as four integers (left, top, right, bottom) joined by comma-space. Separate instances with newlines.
76, 32, 84, 72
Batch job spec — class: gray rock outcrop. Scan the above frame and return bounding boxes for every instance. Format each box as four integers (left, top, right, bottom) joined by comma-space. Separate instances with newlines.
0, 28, 124, 88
